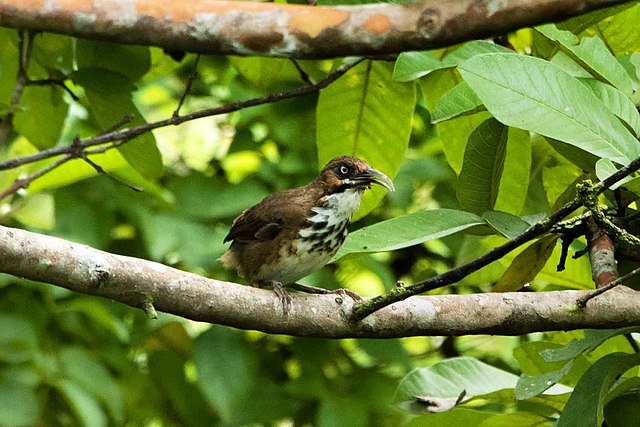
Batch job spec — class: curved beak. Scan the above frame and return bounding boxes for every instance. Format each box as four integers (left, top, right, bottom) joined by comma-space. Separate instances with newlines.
354, 168, 395, 192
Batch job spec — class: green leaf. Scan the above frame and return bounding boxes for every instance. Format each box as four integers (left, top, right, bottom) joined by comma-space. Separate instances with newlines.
596, 158, 640, 195
393, 51, 445, 82
0, 315, 38, 364
456, 118, 507, 214
516, 360, 574, 400
494, 127, 531, 215
13, 84, 68, 149
393, 42, 512, 83
76, 39, 150, 81
494, 235, 558, 292
482, 211, 530, 239
11, 193, 55, 229
395, 357, 519, 414
58, 347, 124, 424
72, 68, 163, 179
541, 328, 640, 363
0, 376, 39, 427
535, 24, 633, 94
56, 379, 108, 427
431, 81, 484, 123
406, 409, 493, 426
442, 40, 514, 66
420, 70, 492, 173
148, 351, 216, 426
193, 326, 259, 422
458, 53, 640, 164
604, 388, 640, 427
335, 209, 484, 259
167, 174, 269, 220
596, 3, 640, 56
578, 78, 640, 137
557, 353, 640, 427
230, 57, 307, 91
317, 60, 414, 219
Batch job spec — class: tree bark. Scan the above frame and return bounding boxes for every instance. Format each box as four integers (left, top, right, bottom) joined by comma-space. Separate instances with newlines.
0, 0, 632, 58
1, 224, 639, 337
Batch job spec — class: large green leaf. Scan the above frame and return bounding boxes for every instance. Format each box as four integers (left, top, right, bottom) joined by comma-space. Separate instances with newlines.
72, 68, 163, 179
431, 81, 484, 124
458, 53, 640, 164
535, 24, 633, 94
56, 379, 108, 427
395, 357, 519, 414
578, 78, 640, 137
494, 127, 531, 215
334, 209, 484, 259
596, 3, 640, 56
557, 353, 640, 427
58, 347, 124, 424
76, 39, 150, 82
193, 326, 259, 422
494, 235, 558, 292
317, 60, 414, 219
456, 118, 508, 214
13, 84, 68, 149
393, 51, 445, 82
393, 41, 512, 83
420, 70, 492, 173
541, 328, 640, 363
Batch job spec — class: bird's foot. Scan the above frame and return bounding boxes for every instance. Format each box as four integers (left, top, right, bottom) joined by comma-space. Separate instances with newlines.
289, 283, 362, 302
260, 280, 292, 314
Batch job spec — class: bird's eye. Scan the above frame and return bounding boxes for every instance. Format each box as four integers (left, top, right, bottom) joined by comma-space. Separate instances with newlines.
338, 165, 350, 177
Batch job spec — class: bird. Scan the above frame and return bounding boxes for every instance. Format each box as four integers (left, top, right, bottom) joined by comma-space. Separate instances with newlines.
221, 156, 394, 312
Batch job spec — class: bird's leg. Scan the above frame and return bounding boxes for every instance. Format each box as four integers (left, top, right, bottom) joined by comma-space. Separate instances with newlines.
259, 280, 292, 314
288, 283, 362, 302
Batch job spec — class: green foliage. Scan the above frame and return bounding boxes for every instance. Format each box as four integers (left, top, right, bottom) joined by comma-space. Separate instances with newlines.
2, 3, 640, 425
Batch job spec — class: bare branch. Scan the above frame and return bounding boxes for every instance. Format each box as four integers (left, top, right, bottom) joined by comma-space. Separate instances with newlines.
0, 0, 631, 58
1, 224, 639, 338
0, 59, 363, 173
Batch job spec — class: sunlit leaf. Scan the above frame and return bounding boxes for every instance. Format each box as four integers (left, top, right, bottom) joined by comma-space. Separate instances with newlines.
72, 68, 163, 179
459, 53, 640, 164
535, 24, 633, 94
456, 118, 507, 214
431, 81, 484, 123
541, 328, 640, 363
494, 235, 558, 292
317, 60, 414, 219
557, 353, 640, 427
335, 209, 485, 259
578, 78, 640, 137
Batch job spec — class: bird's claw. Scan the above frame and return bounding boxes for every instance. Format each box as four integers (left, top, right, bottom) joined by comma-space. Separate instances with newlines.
330, 288, 362, 302
271, 281, 292, 314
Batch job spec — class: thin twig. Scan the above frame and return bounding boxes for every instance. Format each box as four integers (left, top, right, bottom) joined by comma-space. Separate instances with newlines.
0, 154, 72, 200
27, 78, 79, 100
353, 155, 640, 320
0, 30, 34, 147
576, 266, 640, 308
0, 59, 363, 173
173, 54, 201, 117
71, 138, 143, 192
290, 59, 314, 85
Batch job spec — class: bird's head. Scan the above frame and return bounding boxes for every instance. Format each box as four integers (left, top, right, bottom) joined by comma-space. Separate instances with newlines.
318, 156, 395, 194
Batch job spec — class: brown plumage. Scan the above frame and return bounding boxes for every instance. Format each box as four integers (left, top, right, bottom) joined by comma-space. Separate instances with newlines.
221, 156, 394, 299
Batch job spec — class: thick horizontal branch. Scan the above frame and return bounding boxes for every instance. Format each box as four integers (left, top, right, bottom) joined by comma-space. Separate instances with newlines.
1, 224, 639, 337
0, 0, 631, 58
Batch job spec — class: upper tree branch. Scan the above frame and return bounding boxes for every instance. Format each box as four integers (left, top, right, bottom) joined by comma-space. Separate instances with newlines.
0, 0, 632, 58
1, 224, 639, 338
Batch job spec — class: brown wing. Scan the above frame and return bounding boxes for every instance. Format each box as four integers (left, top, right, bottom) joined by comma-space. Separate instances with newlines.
223, 206, 284, 243
223, 186, 319, 244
